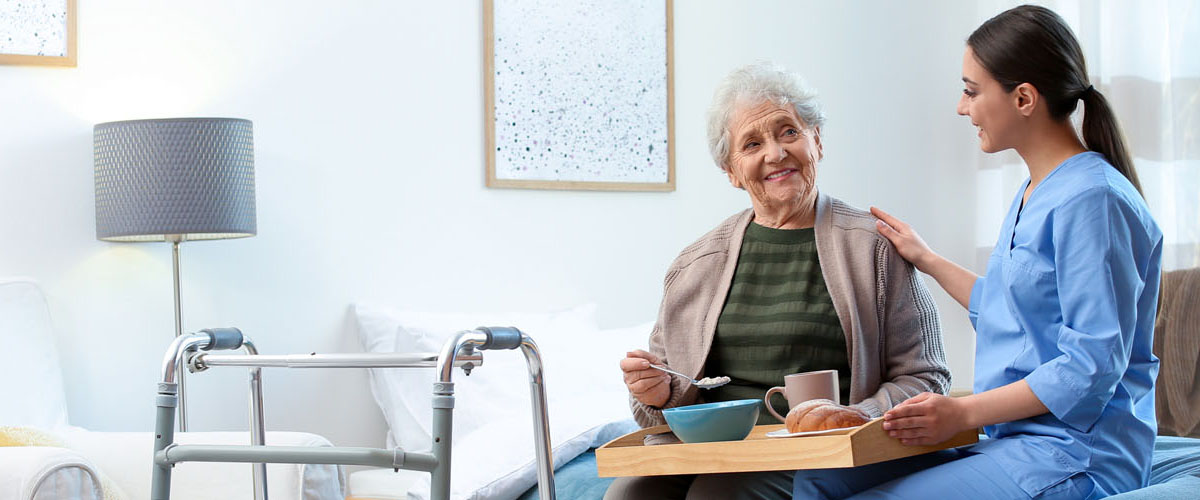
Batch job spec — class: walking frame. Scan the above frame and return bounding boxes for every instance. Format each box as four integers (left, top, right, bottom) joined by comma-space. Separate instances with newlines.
150, 326, 556, 500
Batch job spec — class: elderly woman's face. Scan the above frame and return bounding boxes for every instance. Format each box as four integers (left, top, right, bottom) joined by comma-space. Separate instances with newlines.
724, 101, 822, 209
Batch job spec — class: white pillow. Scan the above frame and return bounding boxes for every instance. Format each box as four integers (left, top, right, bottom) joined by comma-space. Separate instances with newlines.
406, 321, 653, 500
354, 303, 600, 453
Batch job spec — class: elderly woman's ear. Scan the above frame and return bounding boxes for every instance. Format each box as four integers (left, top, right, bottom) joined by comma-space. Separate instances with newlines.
725, 164, 744, 190
813, 126, 824, 161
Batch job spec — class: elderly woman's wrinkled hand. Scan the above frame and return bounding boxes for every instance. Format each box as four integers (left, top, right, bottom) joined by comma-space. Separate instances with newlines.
870, 206, 936, 272
620, 349, 672, 408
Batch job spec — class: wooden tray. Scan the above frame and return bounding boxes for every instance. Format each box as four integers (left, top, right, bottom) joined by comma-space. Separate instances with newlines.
596, 418, 978, 477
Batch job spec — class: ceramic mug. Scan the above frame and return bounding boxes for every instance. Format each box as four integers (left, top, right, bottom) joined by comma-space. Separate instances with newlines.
763, 369, 839, 423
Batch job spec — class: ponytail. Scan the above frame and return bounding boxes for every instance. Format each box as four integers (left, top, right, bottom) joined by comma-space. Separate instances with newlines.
1081, 87, 1144, 197
970, 5, 1147, 200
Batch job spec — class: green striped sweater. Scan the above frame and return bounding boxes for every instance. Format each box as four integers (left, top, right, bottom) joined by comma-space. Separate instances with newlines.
704, 222, 852, 424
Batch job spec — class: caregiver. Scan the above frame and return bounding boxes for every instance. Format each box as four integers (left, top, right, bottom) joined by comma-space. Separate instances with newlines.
792, 5, 1164, 499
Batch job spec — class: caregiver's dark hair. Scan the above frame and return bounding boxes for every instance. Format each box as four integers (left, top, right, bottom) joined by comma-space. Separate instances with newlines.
968, 4, 1143, 196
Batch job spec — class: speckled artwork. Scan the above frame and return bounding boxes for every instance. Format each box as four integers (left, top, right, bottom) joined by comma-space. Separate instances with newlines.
0, 0, 69, 57
488, 0, 671, 189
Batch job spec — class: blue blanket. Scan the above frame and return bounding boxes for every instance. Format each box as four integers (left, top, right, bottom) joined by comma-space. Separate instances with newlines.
520, 437, 1200, 499
1107, 436, 1200, 499
516, 450, 613, 500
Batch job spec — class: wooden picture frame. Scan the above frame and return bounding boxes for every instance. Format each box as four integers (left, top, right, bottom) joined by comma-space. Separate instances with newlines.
0, 0, 77, 67
484, 0, 675, 192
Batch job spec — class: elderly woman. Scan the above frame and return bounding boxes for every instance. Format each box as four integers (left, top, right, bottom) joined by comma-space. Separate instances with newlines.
607, 62, 951, 500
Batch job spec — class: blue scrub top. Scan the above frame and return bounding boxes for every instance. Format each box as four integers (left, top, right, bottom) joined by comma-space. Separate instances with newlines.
967, 152, 1163, 498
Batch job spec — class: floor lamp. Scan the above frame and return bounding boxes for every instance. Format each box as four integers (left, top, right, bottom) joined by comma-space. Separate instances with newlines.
93, 118, 256, 431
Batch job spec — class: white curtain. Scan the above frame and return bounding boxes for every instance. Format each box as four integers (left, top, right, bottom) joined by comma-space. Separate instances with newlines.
974, 0, 1200, 271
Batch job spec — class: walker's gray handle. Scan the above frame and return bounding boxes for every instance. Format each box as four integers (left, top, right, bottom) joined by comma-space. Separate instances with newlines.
476, 326, 523, 350
200, 328, 245, 351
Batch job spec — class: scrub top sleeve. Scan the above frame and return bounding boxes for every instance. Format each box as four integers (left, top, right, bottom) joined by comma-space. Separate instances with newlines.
1024, 189, 1144, 432
967, 276, 985, 329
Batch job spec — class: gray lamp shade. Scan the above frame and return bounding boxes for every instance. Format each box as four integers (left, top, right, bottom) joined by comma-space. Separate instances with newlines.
94, 118, 257, 242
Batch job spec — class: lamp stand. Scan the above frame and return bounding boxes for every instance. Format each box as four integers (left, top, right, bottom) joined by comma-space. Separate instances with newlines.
169, 235, 189, 432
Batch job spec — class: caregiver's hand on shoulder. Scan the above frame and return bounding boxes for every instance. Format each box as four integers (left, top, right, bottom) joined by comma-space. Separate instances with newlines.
620, 349, 671, 408
870, 206, 935, 272
870, 206, 979, 309
882, 392, 970, 446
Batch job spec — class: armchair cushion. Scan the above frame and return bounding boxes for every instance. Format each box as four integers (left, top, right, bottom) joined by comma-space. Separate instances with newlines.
1, 426, 126, 499
0, 279, 69, 429
0, 446, 102, 500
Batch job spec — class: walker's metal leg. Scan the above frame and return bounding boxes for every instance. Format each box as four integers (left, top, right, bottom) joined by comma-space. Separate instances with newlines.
154, 330, 242, 500
520, 337, 556, 500
244, 338, 268, 500
431, 330, 489, 500
430, 381, 454, 500
431, 328, 556, 499
151, 382, 178, 500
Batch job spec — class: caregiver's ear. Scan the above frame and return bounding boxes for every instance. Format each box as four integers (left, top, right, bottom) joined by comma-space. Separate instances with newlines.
1013, 83, 1039, 117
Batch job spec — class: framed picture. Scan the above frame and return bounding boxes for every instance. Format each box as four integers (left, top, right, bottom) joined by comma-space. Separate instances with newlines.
0, 0, 77, 67
485, 0, 674, 191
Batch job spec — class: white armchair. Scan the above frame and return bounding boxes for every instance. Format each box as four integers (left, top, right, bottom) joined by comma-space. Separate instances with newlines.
0, 279, 346, 500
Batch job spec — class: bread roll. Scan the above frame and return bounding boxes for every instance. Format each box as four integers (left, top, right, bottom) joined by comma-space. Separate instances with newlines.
785, 400, 870, 433
784, 398, 835, 433
829, 407, 870, 429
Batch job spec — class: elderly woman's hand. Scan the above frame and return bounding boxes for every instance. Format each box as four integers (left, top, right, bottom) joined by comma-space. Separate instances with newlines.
870, 206, 935, 272
620, 349, 672, 408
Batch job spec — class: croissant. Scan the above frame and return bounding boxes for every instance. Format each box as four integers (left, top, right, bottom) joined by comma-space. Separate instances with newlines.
785, 399, 869, 433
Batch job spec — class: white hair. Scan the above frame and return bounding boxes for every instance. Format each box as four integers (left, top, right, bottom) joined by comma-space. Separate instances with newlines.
706, 62, 826, 171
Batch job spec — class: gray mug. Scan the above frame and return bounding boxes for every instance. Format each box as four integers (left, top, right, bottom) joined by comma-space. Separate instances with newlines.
763, 369, 839, 423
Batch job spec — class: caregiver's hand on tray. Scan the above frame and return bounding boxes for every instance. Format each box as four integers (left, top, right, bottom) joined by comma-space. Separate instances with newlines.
621, 349, 671, 408
881, 392, 969, 446
885, 382, 1050, 446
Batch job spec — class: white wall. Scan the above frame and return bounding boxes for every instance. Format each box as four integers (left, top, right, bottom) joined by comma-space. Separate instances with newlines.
0, 1, 989, 449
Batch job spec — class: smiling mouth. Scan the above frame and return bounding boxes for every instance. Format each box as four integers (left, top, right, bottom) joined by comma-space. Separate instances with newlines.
765, 169, 796, 181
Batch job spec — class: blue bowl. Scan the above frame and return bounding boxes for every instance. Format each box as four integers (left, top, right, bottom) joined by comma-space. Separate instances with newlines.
661, 399, 760, 443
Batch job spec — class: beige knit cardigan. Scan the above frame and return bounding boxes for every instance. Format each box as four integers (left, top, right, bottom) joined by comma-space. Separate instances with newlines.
629, 192, 951, 428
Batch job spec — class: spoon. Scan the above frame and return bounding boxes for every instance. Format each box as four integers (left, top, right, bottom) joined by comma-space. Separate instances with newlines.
649, 364, 731, 389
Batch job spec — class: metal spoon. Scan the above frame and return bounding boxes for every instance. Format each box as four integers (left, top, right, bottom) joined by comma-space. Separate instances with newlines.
649, 364, 731, 389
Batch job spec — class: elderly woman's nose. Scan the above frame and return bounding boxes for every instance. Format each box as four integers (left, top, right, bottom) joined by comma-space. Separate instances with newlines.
766, 145, 787, 163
